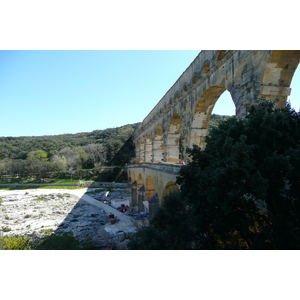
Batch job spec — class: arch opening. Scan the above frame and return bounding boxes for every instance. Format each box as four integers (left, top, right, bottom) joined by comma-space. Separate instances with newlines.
211, 90, 236, 116
161, 181, 180, 204
189, 86, 235, 150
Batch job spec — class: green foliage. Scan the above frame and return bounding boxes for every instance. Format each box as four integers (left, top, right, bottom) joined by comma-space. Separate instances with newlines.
35, 232, 81, 250
0, 123, 139, 161
207, 113, 232, 136
129, 101, 300, 250
0, 232, 85, 250
0, 123, 138, 181
127, 192, 197, 250
28, 150, 48, 161
0, 235, 33, 250
2, 227, 12, 232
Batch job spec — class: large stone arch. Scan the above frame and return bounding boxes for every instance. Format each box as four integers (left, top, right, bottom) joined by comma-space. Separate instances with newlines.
153, 125, 164, 162
166, 113, 182, 163
259, 50, 300, 107
162, 181, 180, 204
189, 85, 235, 149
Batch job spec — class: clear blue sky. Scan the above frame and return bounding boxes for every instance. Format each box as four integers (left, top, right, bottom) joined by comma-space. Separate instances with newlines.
0, 50, 201, 137
1, 50, 300, 137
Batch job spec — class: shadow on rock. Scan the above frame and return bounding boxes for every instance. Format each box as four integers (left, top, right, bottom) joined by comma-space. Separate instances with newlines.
37, 182, 137, 250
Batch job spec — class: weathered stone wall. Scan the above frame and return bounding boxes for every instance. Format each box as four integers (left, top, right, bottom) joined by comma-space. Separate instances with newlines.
128, 50, 300, 207
134, 50, 300, 163
126, 164, 180, 207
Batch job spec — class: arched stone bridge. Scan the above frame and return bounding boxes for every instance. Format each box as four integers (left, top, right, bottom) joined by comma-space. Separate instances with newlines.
126, 50, 300, 216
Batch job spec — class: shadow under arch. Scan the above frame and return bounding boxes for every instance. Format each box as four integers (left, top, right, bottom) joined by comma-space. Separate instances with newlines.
161, 181, 180, 205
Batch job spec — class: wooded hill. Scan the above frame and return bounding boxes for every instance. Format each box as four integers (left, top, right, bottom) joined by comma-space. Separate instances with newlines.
0, 115, 231, 181
0, 123, 139, 161
0, 115, 231, 162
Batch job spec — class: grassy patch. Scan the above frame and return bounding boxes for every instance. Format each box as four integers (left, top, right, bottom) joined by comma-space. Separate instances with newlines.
0, 186, 85, 191
0, 178, 82, 184
2, 227, 12, 232
34, 197, 48, 201
0, 232, 100, 250
0, 235, 33, 250
38, 186, 84, 190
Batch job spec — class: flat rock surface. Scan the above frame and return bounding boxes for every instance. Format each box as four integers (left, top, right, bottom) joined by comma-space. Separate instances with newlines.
0, 188, 137, 248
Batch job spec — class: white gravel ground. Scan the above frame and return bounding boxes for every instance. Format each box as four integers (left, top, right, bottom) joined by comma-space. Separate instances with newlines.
0, 188, 137, 249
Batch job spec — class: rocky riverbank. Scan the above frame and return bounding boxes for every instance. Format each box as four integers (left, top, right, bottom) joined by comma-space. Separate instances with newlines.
0, 188, 137, 249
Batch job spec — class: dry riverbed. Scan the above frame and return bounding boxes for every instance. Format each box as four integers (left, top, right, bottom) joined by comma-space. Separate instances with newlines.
0, 188, 136, 249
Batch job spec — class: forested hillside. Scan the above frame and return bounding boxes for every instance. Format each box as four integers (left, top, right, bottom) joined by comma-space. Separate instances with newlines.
0, 123, 138, 181
0, 124, 139, 160
0, 115, 231, 181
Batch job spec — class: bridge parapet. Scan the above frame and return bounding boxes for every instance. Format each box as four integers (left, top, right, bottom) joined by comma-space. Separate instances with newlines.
126, 162, 182, 175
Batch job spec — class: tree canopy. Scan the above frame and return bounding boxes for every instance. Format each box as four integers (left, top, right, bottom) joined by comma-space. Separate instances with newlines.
0, 123, 139, 161
0, 123, 138, 180
128, 101, 300, 250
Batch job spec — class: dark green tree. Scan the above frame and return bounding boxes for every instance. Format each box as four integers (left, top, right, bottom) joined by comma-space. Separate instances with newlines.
128, 101, 300, 250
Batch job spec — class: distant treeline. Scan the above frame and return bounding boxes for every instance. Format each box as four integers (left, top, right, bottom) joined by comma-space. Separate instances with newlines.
0, 115, 231, 181
0, 123, 138, 181
0, 124, 139, 161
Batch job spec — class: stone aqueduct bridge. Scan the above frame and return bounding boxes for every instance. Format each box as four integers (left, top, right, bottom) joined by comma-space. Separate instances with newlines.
126, 50, 300, 215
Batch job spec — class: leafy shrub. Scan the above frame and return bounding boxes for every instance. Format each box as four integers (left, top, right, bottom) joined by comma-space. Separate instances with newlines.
0, 235, 33, 250
36, 232, 81, 250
